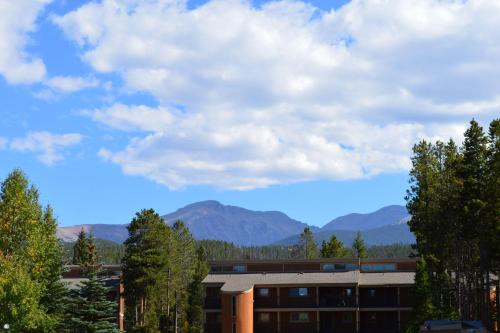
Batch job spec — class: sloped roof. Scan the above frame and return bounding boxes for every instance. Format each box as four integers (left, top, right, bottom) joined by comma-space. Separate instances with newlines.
203, 271, 414, 293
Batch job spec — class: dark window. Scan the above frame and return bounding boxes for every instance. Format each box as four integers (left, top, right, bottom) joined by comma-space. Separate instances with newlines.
258, 313, 270, 322
232, 296, 236, 317
342, 312, 353, 323
289, 287, 308, 297
232, 323, 236, 333
290, 312, 309, 323
259, 288, 269, 297
233, 265, 246, 272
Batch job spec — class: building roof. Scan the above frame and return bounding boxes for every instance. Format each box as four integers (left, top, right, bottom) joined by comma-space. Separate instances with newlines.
203, 270, 414, 293
359, 272, 415, 286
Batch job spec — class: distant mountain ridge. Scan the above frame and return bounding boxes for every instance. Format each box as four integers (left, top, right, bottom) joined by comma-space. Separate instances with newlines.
162, 200, 316, 246
57, 201, 414, 246
322, 205, 410, 231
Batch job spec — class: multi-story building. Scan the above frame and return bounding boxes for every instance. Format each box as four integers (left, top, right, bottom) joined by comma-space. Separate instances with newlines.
202, 258, 416, 333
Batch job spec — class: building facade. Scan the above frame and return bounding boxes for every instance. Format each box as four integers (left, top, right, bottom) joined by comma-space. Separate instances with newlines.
203, 259, 416, 333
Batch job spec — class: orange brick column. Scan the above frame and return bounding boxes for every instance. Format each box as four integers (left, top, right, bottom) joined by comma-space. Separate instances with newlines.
221, 288, 254, 333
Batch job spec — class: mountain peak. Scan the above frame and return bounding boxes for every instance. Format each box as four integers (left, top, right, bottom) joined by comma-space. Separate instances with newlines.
321, 205, 409, 231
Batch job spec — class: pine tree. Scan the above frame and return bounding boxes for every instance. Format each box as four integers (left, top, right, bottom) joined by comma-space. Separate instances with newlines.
73, 228, 90, 265
122, 209, 177, 332
320, 234, 349, 258
298, 227, 317, 259
352, 231, 367, 259
68, 269, 120, 333
406, 257, 436, 333
186, 247, 209, 333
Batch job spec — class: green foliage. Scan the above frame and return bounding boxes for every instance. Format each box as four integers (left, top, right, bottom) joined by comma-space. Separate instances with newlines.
73, 229, 90, 265
65, 269, 120, 333
297, 227, 318, 259
122, 209, 179, 332
0, 169, 67, 332
352, 231, 367, 258
406, 119, 500, 329
186, 247, 209, 333
64, 238, 125, 264
320, 234, 349, 258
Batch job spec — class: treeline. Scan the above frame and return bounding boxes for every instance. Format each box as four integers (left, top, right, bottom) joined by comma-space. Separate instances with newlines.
199, 238, 412, 261
406, 119, 500, 331
62, 237, 412, 264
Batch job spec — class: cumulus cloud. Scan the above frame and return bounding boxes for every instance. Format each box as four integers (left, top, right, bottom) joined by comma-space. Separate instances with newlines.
10, 132, 83, 166
54, 0, 500, 189
0, 0, 52, 84
82, 104, 175, 132
45, 75, 99, 93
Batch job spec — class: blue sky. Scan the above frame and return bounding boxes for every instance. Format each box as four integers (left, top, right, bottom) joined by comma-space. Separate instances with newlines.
1, 0, 498, 227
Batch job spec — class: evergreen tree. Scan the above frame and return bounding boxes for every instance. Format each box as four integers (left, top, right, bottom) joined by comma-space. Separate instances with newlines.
406, 257, 436, 333
298, 227, 317, 259
186, 247, 209, 333
73, 228, 90, 265
122, 209, 177, 332
352, 231, 367, 259
67, 269, 120, 333
320, 234, 349, 258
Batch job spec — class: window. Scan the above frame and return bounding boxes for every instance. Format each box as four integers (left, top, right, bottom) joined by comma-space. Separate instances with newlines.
258, 288, 269, 297
342, 312, 353, 323
232, 323, 236, 333
361, 263, 396, 271
321, 263, 348, 271
289, 287, 308, 297
258, 313, 270, 322
322, 263, 335, 271
233, 265, 246, 272
232, 296, 236, 317
335, 263, 346, 270
290, 312, 309, 323
368, 289, 376, 297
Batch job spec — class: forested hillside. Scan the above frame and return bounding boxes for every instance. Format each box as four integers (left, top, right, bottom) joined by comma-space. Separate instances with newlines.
62, 239, 412, 264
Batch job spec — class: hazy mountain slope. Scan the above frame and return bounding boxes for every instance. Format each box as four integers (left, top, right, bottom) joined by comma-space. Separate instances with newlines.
321, 205, 409, 231
57, 224, 128, 243
162, 200, 316, 246
276, 223, 415, 246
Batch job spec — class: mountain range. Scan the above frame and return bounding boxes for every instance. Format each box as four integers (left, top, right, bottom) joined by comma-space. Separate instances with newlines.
57, 201, 414, 246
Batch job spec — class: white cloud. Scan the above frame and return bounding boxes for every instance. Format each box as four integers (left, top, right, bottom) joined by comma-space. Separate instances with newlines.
54, 0, 500, 189
82, 104, 175, 132
0, 0, 52, 84
45, 75, 99, 93
10, 132, 83, 166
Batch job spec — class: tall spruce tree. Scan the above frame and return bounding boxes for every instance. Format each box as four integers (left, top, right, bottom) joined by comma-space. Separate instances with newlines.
122, 209, 178, 332
73, 228, 90, 265
68, 270, 120, 333
352, 232, 367, 259
186, 247, 209, 333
